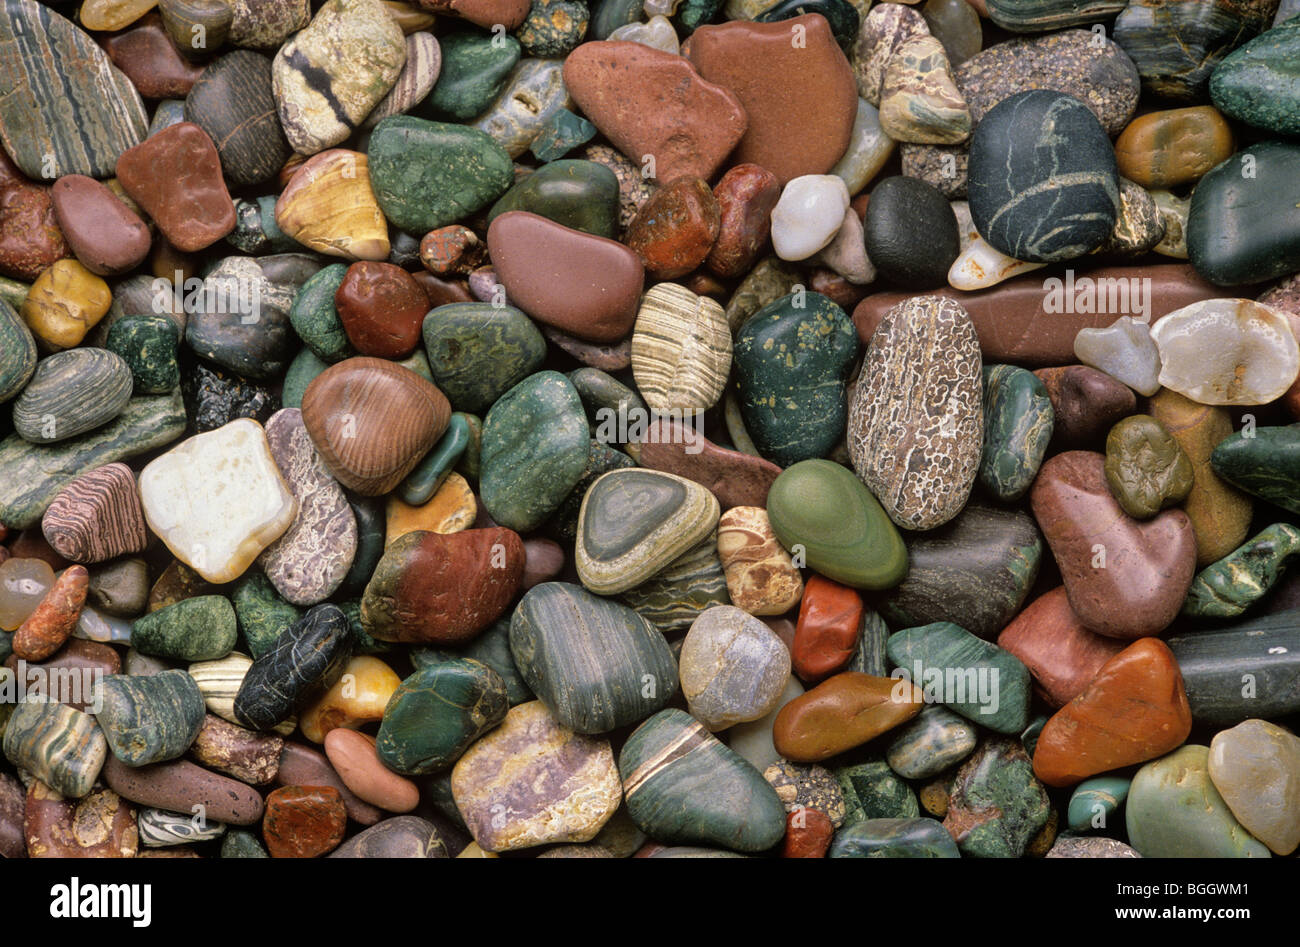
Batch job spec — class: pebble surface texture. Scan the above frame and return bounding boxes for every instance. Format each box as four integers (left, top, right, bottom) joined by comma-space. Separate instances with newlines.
848, 295, 983, 531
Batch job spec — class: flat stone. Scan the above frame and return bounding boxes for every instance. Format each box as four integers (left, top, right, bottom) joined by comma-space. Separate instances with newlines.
133, 595, 237, 662
97, 670, 205, 766
1104, 414, 1194, 519
848, 294, 982, 530
942, 735, 1049, 858
996, 587, 1125, 707
1208, 719, 1300, 856
1030, 450, 1197, 638
301, 357, 450, 495
376, 659, 508, 774
685, 15, 857, 185
452, 700, 621, 852
1033, 638, 1192, 787
115, 122, 234, 252
262, 785, 346, 857
510, 581, 677, 732
1126, 745, 1271, 858
361, 528, 524, 644
620, 708, 786, 852
774, 672, 923, 762
734, 292, 858, 467
0, 0, 148, 180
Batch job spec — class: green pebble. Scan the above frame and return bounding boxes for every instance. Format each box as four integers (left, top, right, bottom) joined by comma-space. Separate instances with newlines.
221, 829, 270, 857
1182, 522, 1300, 619
281, 347, 330, 409
1105, 413, 1193, 518
132, 595, 238, 662
945, 736, 1049, 858
338, 493, 386, 600
1210, 423, 1300, 514
529, 108, 598, 162
488, 159, 620, 239
455, 413, 483, 484
516, 0, 589, 56
1067, 775, 1130, 832
231, 573, 302, 659
400, 413, 472, 506
421, 303, 547, 415
978, 364, 1054, 502
567, 367, 647, 433
1210, 14, 1300, 137
105, 315, 181, 395
96, 670, 206, 766
338, 599, 393, 654
546, 439, 636, 544
411, 617, 533, 706
376, 659, 509, 774
419, 29, 521, 122
835, 755, 920, 825
288, 264, 355, 363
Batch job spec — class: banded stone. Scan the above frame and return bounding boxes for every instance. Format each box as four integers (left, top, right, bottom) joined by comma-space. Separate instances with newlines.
2, 700, 107, 799
274, 151, 390, 261
630, 283, 731, 415
96, 670, 206, 766
619, 532, 730, 635
41, 463, 146, 564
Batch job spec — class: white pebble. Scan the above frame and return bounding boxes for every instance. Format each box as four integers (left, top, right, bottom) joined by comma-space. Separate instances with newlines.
770, 174, 851, 262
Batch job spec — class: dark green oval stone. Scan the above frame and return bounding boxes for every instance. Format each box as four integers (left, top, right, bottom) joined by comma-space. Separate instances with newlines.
487, 159, 620, 239
376, 658, 508, 774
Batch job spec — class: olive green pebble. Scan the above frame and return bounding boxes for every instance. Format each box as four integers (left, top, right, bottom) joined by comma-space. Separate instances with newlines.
132, 595, 238, 662
104, 315, 181, 395
231, 571, 302, 659
288, 264, 355, 363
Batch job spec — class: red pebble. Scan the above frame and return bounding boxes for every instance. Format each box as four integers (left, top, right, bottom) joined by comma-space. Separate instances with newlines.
420, 225, 486, 276
13, 565, 88, 662
262, 785, 347, 858
707, 163, 780, 278
334, 261, 429, 358
781, 807, 833, 858
792, 575, 863, 683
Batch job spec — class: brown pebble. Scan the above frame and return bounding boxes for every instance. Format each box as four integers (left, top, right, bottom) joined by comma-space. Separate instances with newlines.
189, 713, 285, 785
625, 177, 721, 281
50, 176, 151, 277
324, 728, 420, 813
708, 163, 780, 279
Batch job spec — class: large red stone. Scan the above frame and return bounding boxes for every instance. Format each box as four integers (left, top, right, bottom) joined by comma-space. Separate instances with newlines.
792, 575, 863, 683
262, 785, 347, 858
996, 586, 1126, 707
563, 41, 748, 184
1032, 638, 1193, 787
115, 122, 236, 252
685, 15, 857, 185
334, 261, 428, 359
0, 151, 68, 281
1029, 451, 1197, 639
707, 163, 780, 278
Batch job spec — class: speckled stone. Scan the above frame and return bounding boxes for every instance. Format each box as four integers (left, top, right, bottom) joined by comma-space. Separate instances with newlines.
510, 581, 677, 733
452, 700, 622, 852
376, 659, 509, 774
421, 304, 547, 416
848, 295, 982, 530
133, 596, 237, 662
943, 736, 1050, 858
763, 759, 846, 826
419, 28, 521, 121
1211, 424, 1300, 516
836, 754, 921, 824
879, 35, 971, 145
105, 316, 180, 395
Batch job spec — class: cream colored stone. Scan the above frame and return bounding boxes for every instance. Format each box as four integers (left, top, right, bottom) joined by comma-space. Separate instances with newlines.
679, 604, 792, 731
716, 506, 803, 616
139, 419, 298, 584
771, 175, 850, 261
948, 233, 1044, 290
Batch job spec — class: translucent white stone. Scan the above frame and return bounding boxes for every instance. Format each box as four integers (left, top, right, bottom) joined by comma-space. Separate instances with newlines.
1074, 315, 1162, 396
139, 419, 298, 584
813, 208, 876, 284
770, 174, 851, 261
608, 15, 680, 54
948, 232, 1044, 290
1150, 299, 1300, 406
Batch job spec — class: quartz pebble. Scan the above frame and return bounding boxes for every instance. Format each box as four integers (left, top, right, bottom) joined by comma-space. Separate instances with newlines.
679, 605, 791, 731
1073, 317, 1161, 397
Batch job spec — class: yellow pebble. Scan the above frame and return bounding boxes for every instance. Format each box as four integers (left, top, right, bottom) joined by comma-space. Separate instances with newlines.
22, 260, 112, 351
386, 472, 477, 544
79, 0, 157, 31
298, 655, 402, 743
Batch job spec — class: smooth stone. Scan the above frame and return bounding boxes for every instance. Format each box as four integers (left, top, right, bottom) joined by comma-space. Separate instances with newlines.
733, 292, 858, 467
1188, 141, 1300, 286
132, 596, 237, 662
830, 817, 959, 857
766, 459, 907, 590
716, 507, 802, 617
1149, 388, 1253, 566
470, 58, 571, 159
1168, 608, 1300, 726
1184, 523, 1300, 619
96, 670, 205, 766
774, 672, 923, 762
488, 211, 643, 343
1067, 776, 1130, 833
968, 91, 1118, 264
274, 741, 381, 825
0, 0, 148, 179
1031, 451, 1198, 638
299, 654, 400, 743
3, 700, 107, 799
728, 674, 803, 772
420, 28, 520, 121
87, 558, 149, 618
376, 659, 508, 774
51, 175, 150, 277
386, 473, 476, 539
632, 420, 781, 513
41, 463, 146, 565
986, 0, 1125, 30
886, 706, 977, 780
863, 176, 960, 288
620, 708, 786, 852
1104, 414, 1194, 519
0, 298, 36, 402
685, 15, 857, 185
1115, 106, 1236, 190
948, 229, 1045, 291
0, 389, 187, 529
575, 469, 719, 595
528, 107, 597, 162
10, 565, 86, 661
399, 414, 471, 506
262, 785, 347, 857
569, 366, 646, 434
329, 815, 448, 858
1033, 365, 1136, 450
853, 2, 930, 106
1033, 638, 1192, 787
879, 35, 971, 144
979, 365, 1053, 502
418, 304, 546, 419
287, 265, 352, 364
488, 160, 618, 240
619, 531, 730, 635
630, 283, 730, 414
812, 208, 875, 285
625, 177, 720, 279
1211, 425, 1300, 515
562, 41, 747, 184
137, 807, 226, 848
771, 175, 850, 262
411, 618, 533, 707
1208, 719, 1300, 856
848, 294, 981, 530
139, 419, 297, 584
301, 357, 451, 496
20, 261, 112, 352
942, 735, 1049, 858
679, 605, 789, 731
115, 122, 234, 251
1151, 299, 1299, 405
159, 0, 232, 55
275, 152, 389, 261
452, 701, 621, 852
368, 115, 512, 234
480, 371, 590, 532
922, 0, 981, 64
510, 581, 677, 733
1210, 11, 1300, 135
1126, 745, 1270, 858
791, 575, 861, 683
332, 262, 425, 360
830, 99, 895, 198
1152, 189, 1191, 258
184, 50, 288, 187
755, 0, 859, 47
233, 604, 352, 730
105, 316, 180, 395
887, 622, 1031, 734
362, 528, 523, 644
996, 587, 1126, 707
1074, 316, 1161, 397
363, 31, 442, 128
